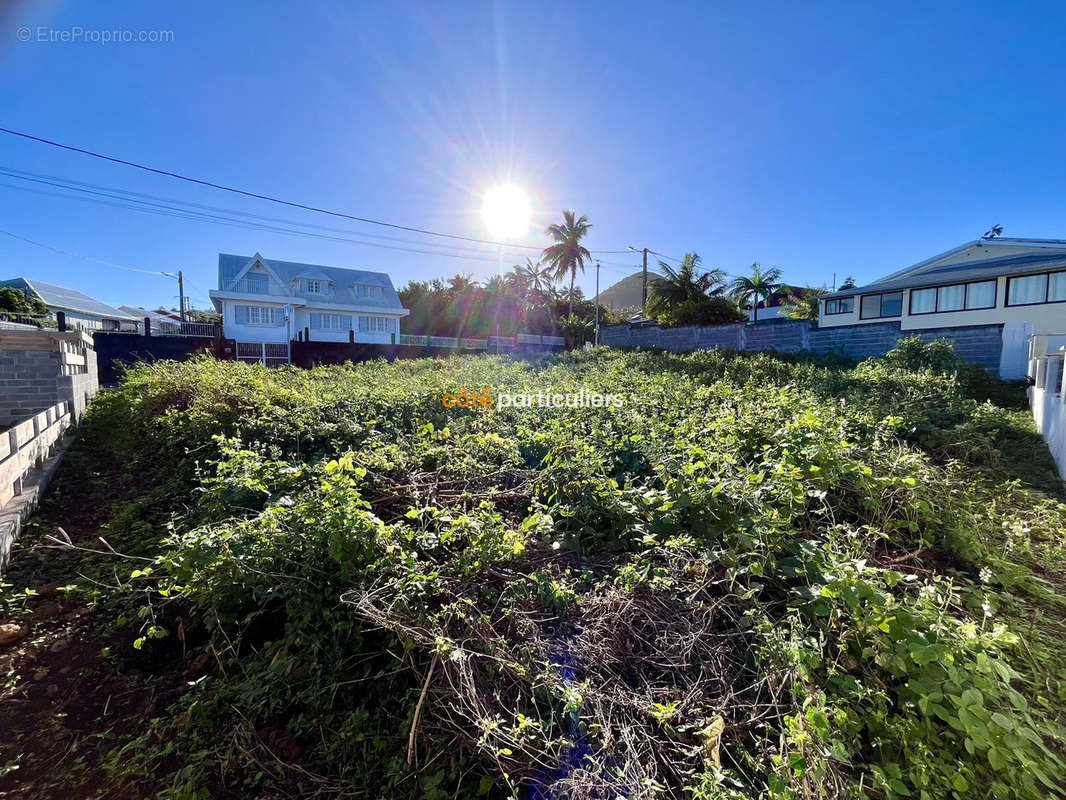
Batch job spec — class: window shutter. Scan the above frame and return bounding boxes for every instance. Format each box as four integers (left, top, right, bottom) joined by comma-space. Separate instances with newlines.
275, 309, 286, 326
343, 315, 353, 330
310, 313, 322, 329
359, 316, 368, 332
235, 305, 249, 324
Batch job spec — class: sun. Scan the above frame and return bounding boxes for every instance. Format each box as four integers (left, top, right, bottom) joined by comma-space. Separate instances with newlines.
481, 184, 532, 240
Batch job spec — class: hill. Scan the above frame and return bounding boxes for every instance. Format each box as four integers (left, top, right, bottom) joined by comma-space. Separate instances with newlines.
596, 270, 663, 311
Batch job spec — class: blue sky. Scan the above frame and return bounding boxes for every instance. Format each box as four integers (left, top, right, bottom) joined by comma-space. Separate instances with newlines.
1, 1, 1065, 311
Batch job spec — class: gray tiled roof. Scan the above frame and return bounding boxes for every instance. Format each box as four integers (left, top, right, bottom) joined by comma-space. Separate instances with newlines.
217, 253, 405, 311
1, 277, 137, 319
822, 252, 1066, 298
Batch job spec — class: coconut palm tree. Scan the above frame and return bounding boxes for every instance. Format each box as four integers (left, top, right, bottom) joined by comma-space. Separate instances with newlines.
519, 258, 552, 302
729, 262, 784, 324
542, 210, 592, 316
647, 252, 726, 315
780, 287, 828, 321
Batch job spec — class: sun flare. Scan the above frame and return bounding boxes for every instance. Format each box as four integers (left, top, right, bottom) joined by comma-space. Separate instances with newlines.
481, 184, 532, 240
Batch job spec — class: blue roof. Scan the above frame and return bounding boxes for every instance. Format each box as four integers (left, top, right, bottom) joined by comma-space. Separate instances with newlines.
822, 251, 1066, 298
1, 277, 136, 320
216, 253, 405, 311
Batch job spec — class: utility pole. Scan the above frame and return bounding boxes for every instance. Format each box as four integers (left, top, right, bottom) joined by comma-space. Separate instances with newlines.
594, 260, 601, 346
178, 270, 187, 322
628, 245, 655, 320
641, 247, 649, 317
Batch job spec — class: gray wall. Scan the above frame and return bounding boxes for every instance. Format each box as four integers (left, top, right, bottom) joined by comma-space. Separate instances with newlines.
1, 330, 99, 427
601, 319, 1005, 373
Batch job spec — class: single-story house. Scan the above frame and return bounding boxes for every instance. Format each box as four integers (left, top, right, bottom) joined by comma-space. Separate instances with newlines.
209, 253, 409, 350
119, 307, 184, 333
1, 277, 138, 331
818, 237, 1066, 377
746, 287, 818, 322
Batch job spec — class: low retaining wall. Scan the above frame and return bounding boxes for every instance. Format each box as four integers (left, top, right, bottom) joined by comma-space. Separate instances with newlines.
0, 329, 98, 427
290, 339, 561, 368
601, 319, 1005, 373
1027, 337, 1066, 479
0, 399, 74, 572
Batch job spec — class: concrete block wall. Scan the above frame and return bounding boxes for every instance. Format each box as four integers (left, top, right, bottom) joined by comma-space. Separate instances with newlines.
601, 319, 1005, 372
806, 321, 904, 360
914, 325, 1004, 373
0, 329, 99, 427
601, 321, 810, 353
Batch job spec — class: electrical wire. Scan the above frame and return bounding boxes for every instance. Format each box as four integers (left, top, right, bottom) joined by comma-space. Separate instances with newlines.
0, 166, 564, 258
0, 228, 171, 276
0, 126, 634, 255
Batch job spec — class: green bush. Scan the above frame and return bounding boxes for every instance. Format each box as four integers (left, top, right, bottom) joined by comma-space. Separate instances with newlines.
655, 295, 746, 327
22, 343, 1066, 799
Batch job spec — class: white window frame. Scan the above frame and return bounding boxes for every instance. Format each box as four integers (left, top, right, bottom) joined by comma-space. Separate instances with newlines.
319, 313, 349, 330
242, 305, 278, 326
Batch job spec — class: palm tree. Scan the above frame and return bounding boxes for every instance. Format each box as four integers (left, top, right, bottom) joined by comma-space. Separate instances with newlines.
729, 262, 784, 324
519, 258, 552, 301
780, 287, 828, 321
542, 210, 592, 316
647, 252, 726, 314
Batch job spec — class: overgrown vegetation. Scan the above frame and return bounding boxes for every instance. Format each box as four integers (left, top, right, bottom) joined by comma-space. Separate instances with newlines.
3, 339, 1066, 799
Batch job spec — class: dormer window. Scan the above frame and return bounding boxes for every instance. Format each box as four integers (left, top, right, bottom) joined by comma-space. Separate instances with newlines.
356, 284, 383, 299
306, 279, 324, 295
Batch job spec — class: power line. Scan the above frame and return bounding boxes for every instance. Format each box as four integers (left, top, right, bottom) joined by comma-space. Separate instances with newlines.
0, 166, 575, 259
0, 179, 510, 264
0, 228, 171, 276
0, 126, 632, 255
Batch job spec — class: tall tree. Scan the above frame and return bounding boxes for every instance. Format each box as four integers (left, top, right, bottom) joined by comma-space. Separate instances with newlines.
780, 287, 828, 321
729, 262, 784, 324
647, 252, 726, 315
542, 210, 592, 317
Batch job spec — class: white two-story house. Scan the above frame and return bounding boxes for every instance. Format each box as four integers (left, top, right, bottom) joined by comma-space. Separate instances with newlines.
209, 253, 409, 354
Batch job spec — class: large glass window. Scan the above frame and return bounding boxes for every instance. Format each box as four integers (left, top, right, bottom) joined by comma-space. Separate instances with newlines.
937, 284, 966, 311
824, 297, 854, 315
860, 295, 880, 319
1050, 272, 1066, 303
910, 288, 936, 314
909, 280, 997, 315
861, 292, 902, 319
965, 280, 996, 309
1008, 273, 1050, 306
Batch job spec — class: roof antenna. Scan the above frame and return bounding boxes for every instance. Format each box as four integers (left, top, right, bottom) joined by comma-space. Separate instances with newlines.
981, 224, 1003, 240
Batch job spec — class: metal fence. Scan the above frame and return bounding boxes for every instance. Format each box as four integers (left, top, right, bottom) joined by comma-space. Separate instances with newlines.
395, 332, 565, 349
236, 341, 291, 366
0, 312, 55, 329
